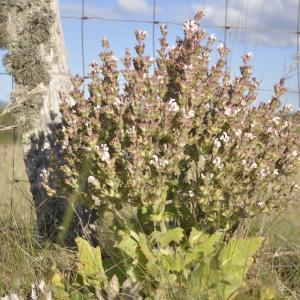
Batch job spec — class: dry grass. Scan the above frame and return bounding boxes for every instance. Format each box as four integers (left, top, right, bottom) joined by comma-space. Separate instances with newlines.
0, 221, 76, 297
247, 205, 300, 299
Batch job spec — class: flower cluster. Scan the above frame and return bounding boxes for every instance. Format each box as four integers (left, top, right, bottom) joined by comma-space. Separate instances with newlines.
46, 10, 300, 233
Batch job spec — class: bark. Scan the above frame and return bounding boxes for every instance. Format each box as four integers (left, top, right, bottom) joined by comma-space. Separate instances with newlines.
0, 0, 93, 245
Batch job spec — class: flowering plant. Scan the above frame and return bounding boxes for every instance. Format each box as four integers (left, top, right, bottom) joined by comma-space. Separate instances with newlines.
45, 10, 299, 236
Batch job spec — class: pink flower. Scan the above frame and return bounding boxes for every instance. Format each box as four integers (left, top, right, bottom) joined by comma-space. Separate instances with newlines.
183, 19, 199, 33
242, 52, 253, 64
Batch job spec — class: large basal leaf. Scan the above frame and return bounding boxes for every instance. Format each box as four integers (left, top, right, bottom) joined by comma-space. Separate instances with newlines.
75, 237, 107, 287
187, 256, 221, 299
116, 233, 138, 258
189, 227, 207, 247
193, 230, 223, 256
156, 227, 184, 248
219, 237, 264, 299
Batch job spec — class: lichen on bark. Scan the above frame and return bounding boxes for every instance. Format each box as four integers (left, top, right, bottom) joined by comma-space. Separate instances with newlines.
1, 0, 54, 131
0, 0, 9, 48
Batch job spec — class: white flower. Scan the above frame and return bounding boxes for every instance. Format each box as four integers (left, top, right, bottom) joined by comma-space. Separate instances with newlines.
159, 158, 169, 167
292, 150, 298, 157
67, 98, 76, 107
246, 52, 253, 59
167, 98, 179, 112
136, 30, 148, 39
220, 132, 229, 143
188, 190, 195, 197
245, 52, 253, 60
43, 142, 50, 150
267, 127, 273, 133
218, 42, 224, 50
273, 169, 279, 176
152, 155, 159, 162
213, 156, 221, 165
242, 159, 247, 165
250, 162, 257, 169
184, 64, 194, 71
209, 33, 216, 41
240, 99, 246, 106
218, 42, 224, 51
245, 132, 255, 140
283, 104, 293, 112
187, 110, 195, 118
40, 168, 49, 181
113, 97, 121, 107
257, 201, 265, 208
94, 104, 101, 111
260, 168, 268, 177
101, 144, 110, 162
126, 125, 136, 135
224, 80, 232, 86
242, 52, 254, 64
62, 140, 69, 150
120, 150, 130, 158
150, 155, 168, 167
272, 116, 280, 125
235, 129, 242, 137
204, 103, 211, 110
149, 155, 159, 165
214, 139, 221, 149
284, 120, 291, 127
224, 107, 232, 116
88, 176, 96, 184
101, 152, 110, 162
182, 108, 195, 119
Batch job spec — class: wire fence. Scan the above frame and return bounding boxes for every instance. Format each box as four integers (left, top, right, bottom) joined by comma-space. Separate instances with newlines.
1, 0, 300, 217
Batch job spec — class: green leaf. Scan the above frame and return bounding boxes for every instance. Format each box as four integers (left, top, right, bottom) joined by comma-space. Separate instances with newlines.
189, 227, 205, 247
161, 247, 197, 273
187, 256, 221, 299
75, 237, 107, 287
219, 237, 264, 299
157, 227, 184, 248
194, 230, 223, 256
116, 233, 138, 258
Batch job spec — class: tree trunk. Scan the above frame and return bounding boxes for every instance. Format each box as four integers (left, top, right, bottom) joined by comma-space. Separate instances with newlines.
0, 0, 92, 245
